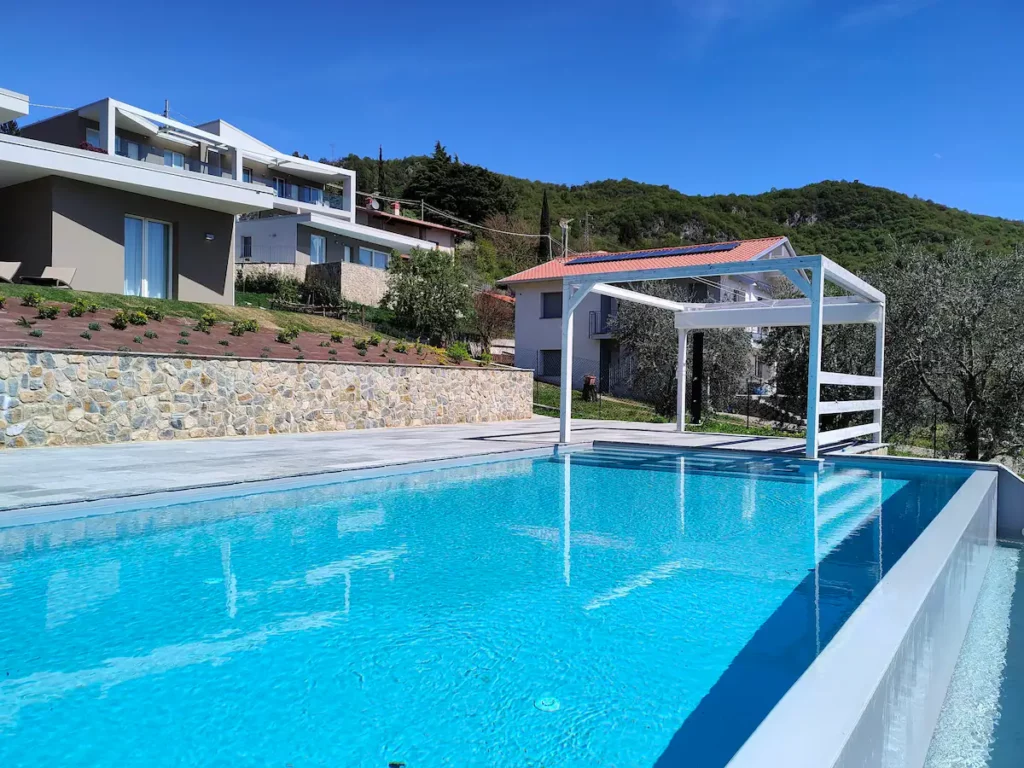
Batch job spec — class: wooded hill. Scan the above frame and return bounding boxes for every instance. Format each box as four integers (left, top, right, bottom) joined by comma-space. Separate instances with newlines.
333, 145, 1024, 275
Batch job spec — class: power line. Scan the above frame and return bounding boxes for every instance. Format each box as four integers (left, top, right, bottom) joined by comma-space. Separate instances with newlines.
28, 102, 74, 111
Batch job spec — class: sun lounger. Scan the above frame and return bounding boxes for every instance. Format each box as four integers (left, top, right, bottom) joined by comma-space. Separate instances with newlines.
0, 261, 20, 283
19, 266, 76, 288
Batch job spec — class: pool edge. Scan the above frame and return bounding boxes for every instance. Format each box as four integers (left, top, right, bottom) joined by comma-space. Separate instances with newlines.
725, 467, 998, 768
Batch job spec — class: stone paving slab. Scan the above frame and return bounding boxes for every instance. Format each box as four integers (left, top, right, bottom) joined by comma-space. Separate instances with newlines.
0, 416, 805, 514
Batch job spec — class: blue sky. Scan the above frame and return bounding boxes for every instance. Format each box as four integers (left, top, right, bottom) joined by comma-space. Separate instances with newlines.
6, 0, 1022, 219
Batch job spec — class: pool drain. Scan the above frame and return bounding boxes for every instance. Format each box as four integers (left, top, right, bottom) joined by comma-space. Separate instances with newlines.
534, 696, 561, 712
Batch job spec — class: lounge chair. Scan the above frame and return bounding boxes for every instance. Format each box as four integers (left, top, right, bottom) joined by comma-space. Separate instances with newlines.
0, 261, 20, 283
19, 267, 76, 289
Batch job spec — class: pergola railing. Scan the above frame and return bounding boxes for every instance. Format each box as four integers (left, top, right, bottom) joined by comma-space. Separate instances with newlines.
558, 254, 886, 459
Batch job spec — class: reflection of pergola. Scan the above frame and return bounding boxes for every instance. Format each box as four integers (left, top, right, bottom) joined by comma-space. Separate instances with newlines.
558, 254, 886, 459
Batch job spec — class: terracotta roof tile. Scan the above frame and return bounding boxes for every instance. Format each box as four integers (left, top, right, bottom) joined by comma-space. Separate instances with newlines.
499, 237, 790, 284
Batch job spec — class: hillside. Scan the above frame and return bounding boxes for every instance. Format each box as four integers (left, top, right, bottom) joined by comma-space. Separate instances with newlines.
333, 149, 1024, 274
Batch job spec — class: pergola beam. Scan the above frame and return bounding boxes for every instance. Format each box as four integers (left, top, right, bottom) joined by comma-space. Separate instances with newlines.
589, 282, 690, 312
674, 297, 882, 330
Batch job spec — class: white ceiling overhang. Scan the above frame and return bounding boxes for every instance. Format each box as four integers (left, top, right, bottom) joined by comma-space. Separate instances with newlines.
302, 212, 437, 252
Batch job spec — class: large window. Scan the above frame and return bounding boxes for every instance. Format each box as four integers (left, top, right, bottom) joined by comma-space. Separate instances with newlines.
273, 177, 287, 197
300, 186, 324, 205
310, 234, 326, 265
85, 127, 101, 148
358, 247, 390, 270
124, 216, 171, 299
115, 135, 140, 160
241, 236, 252, 261
539, 350, 562, 378
541, 292, 563, 318
163, 150, 184, 169
242, 168, 253, 184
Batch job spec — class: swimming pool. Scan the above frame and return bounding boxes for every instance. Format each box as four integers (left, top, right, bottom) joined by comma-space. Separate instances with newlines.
0, 447, 978, 767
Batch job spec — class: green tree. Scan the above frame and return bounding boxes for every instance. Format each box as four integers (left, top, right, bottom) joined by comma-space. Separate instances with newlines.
382, 248, 472, 344
878, 240, 1024, 461
402, 142, 516, 225
538, 189, 551, 262
611, 282, 751, 417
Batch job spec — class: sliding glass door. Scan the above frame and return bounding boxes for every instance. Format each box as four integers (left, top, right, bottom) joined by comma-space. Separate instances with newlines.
124, 216, 171, 298
310, 234, 326, 265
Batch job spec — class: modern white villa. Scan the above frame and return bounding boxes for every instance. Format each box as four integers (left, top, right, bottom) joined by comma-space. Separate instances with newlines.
500, 236, 792, 390
0, 88, 450, 307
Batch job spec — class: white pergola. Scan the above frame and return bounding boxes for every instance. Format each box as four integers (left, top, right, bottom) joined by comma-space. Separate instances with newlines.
558, 254, 886, 459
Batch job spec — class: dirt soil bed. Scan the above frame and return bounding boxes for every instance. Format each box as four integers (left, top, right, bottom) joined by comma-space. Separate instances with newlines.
0, 300, 478, 367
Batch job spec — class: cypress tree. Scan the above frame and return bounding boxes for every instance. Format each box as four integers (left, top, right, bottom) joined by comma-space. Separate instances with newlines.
538, 189, 551, 262
376, 145, 386, 195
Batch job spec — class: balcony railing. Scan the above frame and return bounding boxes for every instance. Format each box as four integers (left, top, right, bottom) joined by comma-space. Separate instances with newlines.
247, 174, 348, 213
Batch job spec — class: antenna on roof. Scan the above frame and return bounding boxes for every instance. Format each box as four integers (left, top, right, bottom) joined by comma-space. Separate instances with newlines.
164, 99, 169, 118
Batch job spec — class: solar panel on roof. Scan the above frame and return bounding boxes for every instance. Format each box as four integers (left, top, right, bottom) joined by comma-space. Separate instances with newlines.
565, 242, 740, 266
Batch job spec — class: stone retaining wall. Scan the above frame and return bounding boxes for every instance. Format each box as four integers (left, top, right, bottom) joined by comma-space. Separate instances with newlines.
0, 349, 533, 449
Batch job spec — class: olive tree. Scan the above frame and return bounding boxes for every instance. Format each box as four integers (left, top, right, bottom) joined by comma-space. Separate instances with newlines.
879, 240, 1024, 461
612, 281, 752, 419
382, 248, 472, 345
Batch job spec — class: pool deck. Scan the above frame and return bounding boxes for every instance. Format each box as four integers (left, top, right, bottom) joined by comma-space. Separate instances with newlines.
0, 416, 809, 513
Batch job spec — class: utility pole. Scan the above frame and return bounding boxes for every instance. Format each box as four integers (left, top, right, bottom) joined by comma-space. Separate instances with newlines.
164, 99, 169, 118
583, 211, 591, 251
559, 218, 574, 258
329, 142, 335, 161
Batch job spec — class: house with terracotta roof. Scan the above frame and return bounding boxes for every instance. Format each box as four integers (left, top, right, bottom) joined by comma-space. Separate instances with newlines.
498, 236, 795, 392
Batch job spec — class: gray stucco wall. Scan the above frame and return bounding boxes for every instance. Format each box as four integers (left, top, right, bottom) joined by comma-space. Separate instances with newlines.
49, 177, 236, 304
19, 112, 89, 148
0, 178, 54, 279
0, 349, 534, 449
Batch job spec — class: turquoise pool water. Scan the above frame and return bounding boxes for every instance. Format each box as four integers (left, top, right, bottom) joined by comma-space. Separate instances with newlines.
0, 448, 972, 767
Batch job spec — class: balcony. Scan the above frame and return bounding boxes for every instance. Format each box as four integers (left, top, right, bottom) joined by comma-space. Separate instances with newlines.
589, 310, 616, 339
248, 174, 348, 214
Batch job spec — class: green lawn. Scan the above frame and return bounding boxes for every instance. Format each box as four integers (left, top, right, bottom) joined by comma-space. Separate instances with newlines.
532, 381, 802, 438
0, 283, 380, 338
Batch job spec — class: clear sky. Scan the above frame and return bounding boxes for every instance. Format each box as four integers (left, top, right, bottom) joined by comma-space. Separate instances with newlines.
5, 0, 1022, 219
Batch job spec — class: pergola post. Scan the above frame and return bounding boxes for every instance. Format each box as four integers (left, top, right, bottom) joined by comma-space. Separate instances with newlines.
558, 283, 577, 444
676, 327, 688, 432
805, 266, 825, 459
873, 306, 885, 444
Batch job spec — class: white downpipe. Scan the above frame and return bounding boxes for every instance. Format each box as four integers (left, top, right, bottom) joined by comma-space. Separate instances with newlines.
805, 265, 825, 459
676, 327, 688, 432
558, 283, 576, 444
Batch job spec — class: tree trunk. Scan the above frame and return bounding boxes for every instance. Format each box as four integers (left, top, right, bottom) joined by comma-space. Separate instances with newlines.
964, 422, 981, 461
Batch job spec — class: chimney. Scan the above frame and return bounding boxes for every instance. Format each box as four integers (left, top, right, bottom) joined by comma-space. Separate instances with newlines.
392, 201, 401, 216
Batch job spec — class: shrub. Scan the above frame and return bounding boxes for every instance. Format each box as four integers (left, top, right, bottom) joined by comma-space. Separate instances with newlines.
67, 299, 89, 317
195, 311, 218, 333
80, 331, 92, 340
446, 341, 470, 363
318, 340, 331, 347
133, 336, 143, 344
127, 310, 149, 326
36, 305, 60, 320
479, 352, 493, 365
20, 291, 43, 308
330, 331, 344, 343
179, 330, 190, 337
141, 305, 164, 321
388, 357, 397, 364
353, 338, 368, 351
296, 354, 305, 360
117, 346, 131, 352
15, 316, 34, 328
110, 311, 129, 330
357, 348, 367, 357
144, 330, 158, 339
87, 303, 99, 313
394, 341, 408, 354
229, 318, 259, 337
292, 344, 302, 351
224, 351, 235, 356
368, 333, 382, 347
29, 329, 43, 338
177, 338, 189, 346
219, 339, 230, 346
0, 295, 6, 309
276, 328, 300, 344
328, 348, 337, 356
260, 352, 269, 358
88, 322, 101, 332
415, 343, 424, 355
